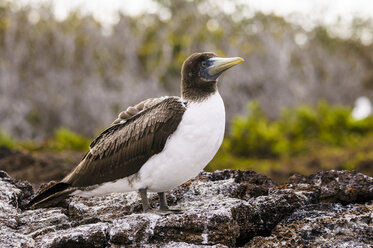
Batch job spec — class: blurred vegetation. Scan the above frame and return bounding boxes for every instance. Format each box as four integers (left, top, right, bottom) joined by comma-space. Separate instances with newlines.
49, 128, 90, 152
227, 101, 373, 159
0, 127, 90, 153
1, 0, 373, 140
0, 129, 16, 148
207, 101, 373, 181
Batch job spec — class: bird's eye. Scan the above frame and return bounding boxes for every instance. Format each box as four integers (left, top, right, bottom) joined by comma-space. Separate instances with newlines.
201, 61, 207, 68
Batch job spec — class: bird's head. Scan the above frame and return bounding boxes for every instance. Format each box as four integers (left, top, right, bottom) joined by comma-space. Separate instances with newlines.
181, 52, 244, 101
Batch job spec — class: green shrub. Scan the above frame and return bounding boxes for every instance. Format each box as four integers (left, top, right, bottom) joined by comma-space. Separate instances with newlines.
315, 101, 356, 145
0, 127, 91, 152
280, 101, 373, 147
229, 102, 288, 158
225, 100, 373, 160
0, 129, 16, 148
50, 127, 90, 152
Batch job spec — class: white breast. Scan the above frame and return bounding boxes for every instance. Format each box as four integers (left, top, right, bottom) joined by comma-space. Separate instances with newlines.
74, 92, 225, 197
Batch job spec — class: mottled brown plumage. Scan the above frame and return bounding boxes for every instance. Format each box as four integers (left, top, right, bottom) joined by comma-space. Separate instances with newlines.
63, 97, 186, 187
111, 97, 167, 125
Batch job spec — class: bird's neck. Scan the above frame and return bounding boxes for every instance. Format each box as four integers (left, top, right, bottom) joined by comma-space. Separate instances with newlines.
181, 80, 218, 102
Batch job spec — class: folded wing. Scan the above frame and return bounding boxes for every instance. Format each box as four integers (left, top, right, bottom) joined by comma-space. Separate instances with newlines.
62, 97, 187, 187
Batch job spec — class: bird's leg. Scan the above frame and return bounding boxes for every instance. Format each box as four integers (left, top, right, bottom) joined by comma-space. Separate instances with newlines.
158, 192, 170, 211
138, 189, 182, 215
158, 192, 183, 213
139, 188, 151, 212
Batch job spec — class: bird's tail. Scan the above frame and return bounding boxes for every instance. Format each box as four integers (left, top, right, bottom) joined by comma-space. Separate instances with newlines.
26, 182, 75, 209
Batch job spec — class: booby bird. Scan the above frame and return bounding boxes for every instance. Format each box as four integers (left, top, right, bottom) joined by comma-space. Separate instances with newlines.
26, 52, 244, 213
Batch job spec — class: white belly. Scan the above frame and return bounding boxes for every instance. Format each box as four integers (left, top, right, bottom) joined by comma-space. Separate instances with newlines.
74, 92, 225, 197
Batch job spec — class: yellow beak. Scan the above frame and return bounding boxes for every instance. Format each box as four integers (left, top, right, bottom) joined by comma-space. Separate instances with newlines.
208, 57, 245, 75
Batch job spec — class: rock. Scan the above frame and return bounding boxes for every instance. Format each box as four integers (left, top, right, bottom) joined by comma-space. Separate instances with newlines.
245, 203, 373, 247
35, 223, 110, 248
288, 170, 373, 203
0, 169, 372, 247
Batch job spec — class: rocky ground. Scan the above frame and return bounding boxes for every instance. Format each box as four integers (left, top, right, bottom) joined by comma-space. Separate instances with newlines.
0, 168, 372, 247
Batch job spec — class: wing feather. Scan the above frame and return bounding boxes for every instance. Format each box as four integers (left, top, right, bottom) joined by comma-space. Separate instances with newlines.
63, 97, 187, 187
111, 97, 167, 125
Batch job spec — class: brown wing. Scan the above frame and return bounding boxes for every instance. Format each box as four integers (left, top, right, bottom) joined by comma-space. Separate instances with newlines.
62, 97, 187, 187
111, 97, 167, 125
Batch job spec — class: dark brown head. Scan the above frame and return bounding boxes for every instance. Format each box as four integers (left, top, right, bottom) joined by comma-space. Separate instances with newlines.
181, 52, 244, 101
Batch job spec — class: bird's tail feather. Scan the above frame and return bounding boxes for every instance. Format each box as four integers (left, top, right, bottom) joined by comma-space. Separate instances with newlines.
26, 182, 74, 209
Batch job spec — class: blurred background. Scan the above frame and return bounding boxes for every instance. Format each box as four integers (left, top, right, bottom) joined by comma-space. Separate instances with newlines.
1, 0, 373, 187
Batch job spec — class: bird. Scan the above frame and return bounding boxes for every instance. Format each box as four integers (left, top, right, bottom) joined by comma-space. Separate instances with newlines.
26, 52, 244, 214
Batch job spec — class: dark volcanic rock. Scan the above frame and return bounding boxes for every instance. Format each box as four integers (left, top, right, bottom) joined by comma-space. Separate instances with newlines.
288, 170, 373, 203
246, 203, 373, 247
0, 169, 372, 247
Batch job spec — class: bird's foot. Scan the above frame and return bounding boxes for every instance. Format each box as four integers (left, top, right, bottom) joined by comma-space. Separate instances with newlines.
143, 207, 183, 215
159, 206, 184, 214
